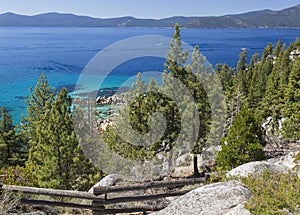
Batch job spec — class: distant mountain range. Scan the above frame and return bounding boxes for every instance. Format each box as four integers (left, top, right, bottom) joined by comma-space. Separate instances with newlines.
0, 4, 300, 28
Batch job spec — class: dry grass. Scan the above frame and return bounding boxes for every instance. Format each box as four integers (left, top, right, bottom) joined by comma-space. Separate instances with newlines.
0, 190, 22, 214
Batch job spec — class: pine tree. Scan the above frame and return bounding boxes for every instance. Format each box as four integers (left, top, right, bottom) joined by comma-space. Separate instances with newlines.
104, 24, 189, 162
24, 73, 54, 126
258, 39, 300, 144
282, 58, 300, 141
104, 73, 152, 160
237, 50, 248, 73
217, 108, 265, 170
273, 39, 284, 58
216, 64, 234, 97
247, 53, 260, 86
103, 24, 212, 177
259, 46, 287, 125
236, 50, 250, 98
248, 66, 260, 109
186, 46, 212, 176
216, 64, 235, 126
164, 23, 188, 79
24, 74, 54, 176
163, 26, 212, 176
248, 43, 273, 110
0, 107, 23, 167
163, 23, 189, 158
103, 73, 180, 161
26, 84, 100, 190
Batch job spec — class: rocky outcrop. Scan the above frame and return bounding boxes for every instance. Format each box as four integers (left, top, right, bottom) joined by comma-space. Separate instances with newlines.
268, 151, 299, 169
97, 118, 113, 132
226, 161, 288, 178
96, 93, 126, 132
262, 116, 287, 146
290, 49, 300, 61
153, 180, 252, 215
175, 153, 193, 167
88, 174, 124, 193
96, 94, 126, 106
268, 151, 300, 178
172, 154, 215, 178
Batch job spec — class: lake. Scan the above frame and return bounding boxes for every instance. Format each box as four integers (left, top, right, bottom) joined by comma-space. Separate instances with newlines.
0, 27, 299, 123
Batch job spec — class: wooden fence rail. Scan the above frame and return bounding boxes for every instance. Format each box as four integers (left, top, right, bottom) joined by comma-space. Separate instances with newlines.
2, 184, 100, 200
93, 177, 206, 195
1, 177, 206, 214
20, 198, 93, 210
102, 189, 190, 205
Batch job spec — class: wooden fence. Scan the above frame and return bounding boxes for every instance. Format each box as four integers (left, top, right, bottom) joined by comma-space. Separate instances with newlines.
0, 177, 206, 214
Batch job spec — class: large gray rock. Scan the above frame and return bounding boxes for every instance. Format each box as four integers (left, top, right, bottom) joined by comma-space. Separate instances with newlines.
175, 153, 193, 167
268, 151, 299, 169
153, 180, 252, 215
88, 174, 123, 193
268, 151, 300, 178
227, 161, 288, 178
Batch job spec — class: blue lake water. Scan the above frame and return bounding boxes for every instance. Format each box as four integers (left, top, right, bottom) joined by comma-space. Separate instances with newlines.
0, 27, 299, 123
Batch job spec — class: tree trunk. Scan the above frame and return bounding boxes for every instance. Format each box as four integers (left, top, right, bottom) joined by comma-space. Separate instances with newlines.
193, 154, 200, 177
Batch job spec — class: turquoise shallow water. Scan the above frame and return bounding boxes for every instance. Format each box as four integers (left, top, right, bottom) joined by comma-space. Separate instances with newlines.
0, 27, 299, 123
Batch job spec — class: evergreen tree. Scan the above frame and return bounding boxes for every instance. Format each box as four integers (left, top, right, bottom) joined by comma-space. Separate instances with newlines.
26, 85, 100, 190
248, 66, 260, 109
103, 24, 212, 177
24, 73, 54, 126
216, 64, 234, 97
237, 49, 248, 73
164, 23, 188, 79
163, 26, 212, 176
163, 24, 189, 160
282, 58, 300, 141
0, 107, 25, 167
24, 74, 54, 175
217, 108, 265, 170
104, 24, 188, 161
248, 43, 273, 110
104, 74, 180, 161
273, 39, 284, 58
258, 39, 300, 144
187, 46, 211, 176
236, 50, 249, 98
247, 53, 260, 86
260, 65, 282, 127
259, 46, 287, 125
216, 64, 235, 126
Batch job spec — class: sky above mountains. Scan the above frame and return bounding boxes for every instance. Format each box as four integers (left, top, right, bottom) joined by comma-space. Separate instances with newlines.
1, 0, 299, 18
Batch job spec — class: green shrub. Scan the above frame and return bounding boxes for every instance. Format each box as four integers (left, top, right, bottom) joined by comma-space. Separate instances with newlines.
216, 108, 265, 170
295, 151, 300, 162
242, 171, 300, 214
0, 166, 34, 186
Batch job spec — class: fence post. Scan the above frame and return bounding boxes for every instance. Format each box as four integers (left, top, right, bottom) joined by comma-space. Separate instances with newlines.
92, 200, 105, 215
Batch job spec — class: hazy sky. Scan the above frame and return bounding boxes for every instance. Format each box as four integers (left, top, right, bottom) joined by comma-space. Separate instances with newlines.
1, 0, 299, 18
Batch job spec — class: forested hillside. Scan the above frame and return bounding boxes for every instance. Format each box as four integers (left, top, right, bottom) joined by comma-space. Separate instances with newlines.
0, 4, 299, 28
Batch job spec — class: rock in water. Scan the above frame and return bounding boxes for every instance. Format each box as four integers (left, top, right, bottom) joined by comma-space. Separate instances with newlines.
153, 180, 252, 215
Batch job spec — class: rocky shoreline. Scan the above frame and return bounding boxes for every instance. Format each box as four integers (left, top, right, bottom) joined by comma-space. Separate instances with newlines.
95, 93, 126, 106
95, 93, 126, 132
